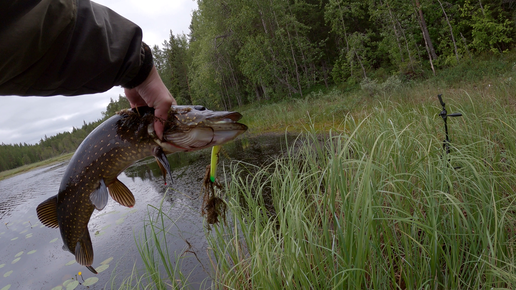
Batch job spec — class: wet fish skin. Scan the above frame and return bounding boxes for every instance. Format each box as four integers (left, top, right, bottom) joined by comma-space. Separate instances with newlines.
36, 105, 247, 274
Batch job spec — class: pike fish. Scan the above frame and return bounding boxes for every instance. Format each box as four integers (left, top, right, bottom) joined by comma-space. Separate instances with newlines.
36, 105, 247, 274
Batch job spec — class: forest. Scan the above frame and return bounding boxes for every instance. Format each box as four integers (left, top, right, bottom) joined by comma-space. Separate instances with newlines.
157, 0, 515, 106
1, 0, 515, 172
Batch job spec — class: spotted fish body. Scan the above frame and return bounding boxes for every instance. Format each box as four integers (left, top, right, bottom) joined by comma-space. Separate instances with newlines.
36, 105, 247, 274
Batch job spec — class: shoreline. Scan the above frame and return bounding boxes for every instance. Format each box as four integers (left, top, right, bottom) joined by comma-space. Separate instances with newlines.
0, 152, 73, 182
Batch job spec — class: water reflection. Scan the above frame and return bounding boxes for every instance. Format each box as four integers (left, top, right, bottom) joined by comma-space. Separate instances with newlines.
125, 134, 295, 183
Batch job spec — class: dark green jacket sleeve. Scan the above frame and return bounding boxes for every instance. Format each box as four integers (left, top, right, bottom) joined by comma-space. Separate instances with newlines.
0, 0, 151, 96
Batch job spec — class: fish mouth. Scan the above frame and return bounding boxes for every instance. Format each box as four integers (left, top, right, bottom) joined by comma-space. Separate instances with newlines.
160, 109, 248, 152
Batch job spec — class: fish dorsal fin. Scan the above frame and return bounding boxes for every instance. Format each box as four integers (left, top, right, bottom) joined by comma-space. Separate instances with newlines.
75, 230, 98, 274
90, 179, 108, 211
108, 179, 135, 208
153, 146, 173, 185
36, 196, 59, 228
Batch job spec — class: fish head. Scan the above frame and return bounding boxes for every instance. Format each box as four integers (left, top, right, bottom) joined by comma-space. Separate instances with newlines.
153, 105, 248, 153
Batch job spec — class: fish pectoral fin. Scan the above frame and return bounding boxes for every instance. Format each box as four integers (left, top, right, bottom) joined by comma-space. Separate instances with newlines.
153, 146, 173, 185
36, 196, 59, 228
90, 179, 109, 211
108, 179, 135, 208
75, 230, 97, 274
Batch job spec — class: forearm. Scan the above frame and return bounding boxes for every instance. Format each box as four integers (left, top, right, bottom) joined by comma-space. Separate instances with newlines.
0, 0, 149, 96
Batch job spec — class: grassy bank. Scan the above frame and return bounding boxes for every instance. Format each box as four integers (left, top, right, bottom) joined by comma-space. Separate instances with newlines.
202, 58, 516, 289
209, 99, 516, 288
0, 152, 73, 181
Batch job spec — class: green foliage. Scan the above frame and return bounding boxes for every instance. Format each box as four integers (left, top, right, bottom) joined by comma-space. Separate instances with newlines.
159, 0, 516, 105
102, 95, 130, 119
460, 0, 513, 53
159, 33, 193, 105
360, 75, 402, 96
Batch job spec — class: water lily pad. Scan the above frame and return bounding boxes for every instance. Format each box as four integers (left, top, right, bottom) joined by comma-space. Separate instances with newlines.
100, 224, 112, 231
25, 233, 32, 238
14, 251, 23, 258
122, 209, 138, 217
11, 258, 20, 264
100, 257, 113, 265
27, 250, 36, 255
65, 281, 79, 290
65, 260, 76, 266
96, 210, 118, 218
96, 264, 109, 273
115, 218, 124, 225
10, 237, 17, 241
0, 264, 5, 269
50, 286, 63, 290
50, 238, 58, 243
3, 270, 13, 278
1, 284, 11, 290
94, 231, 104, 237
62, 279, 79, 289
82, 277, 99, 286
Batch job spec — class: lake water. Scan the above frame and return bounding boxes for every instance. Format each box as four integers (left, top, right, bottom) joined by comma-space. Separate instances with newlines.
0, 134, 292, 290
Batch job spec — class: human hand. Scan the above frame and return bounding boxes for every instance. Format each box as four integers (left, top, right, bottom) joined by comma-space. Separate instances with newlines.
124, 66, 176, 140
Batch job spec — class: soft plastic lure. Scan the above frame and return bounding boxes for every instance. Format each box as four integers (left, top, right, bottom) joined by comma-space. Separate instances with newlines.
210, 145, 221, 182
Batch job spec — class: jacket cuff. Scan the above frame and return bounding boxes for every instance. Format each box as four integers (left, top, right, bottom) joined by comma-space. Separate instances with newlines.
123, 42, 153, 89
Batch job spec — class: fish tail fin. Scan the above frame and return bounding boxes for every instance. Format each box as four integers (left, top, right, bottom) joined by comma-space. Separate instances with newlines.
75, 230, 97, 274
36, 196, 59, 228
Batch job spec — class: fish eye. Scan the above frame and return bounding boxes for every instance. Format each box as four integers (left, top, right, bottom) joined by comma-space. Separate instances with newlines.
194, 105, 206, 111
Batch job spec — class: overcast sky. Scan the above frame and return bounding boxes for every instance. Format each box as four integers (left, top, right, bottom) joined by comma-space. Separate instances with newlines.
0, 0, 198, 145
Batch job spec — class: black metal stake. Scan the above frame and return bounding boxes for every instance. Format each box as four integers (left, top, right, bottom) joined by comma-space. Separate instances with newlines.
437, 94, 462, 164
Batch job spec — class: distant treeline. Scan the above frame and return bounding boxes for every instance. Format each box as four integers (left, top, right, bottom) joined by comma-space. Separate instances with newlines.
0, 96, 129, 172
154, 0, 516, 108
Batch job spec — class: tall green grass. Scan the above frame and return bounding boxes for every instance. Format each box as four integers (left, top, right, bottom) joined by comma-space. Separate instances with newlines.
114, 200, 195, 289
208, 93, 516, 289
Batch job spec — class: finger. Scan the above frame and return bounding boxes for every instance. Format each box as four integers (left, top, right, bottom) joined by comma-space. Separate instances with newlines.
124, 88, 146, 108
154, 119, 164, 140
153, 100, 171, 140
